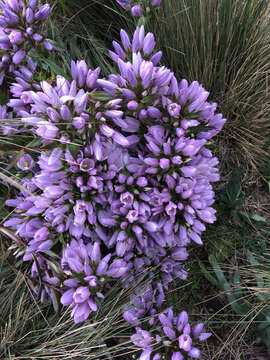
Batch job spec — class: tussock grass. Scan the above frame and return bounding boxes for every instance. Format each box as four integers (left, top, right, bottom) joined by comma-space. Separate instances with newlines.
149, 0, 270, 172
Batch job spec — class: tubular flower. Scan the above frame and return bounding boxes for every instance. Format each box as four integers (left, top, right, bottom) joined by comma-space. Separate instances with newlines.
0, 0, 53, 83
5, 143, 129, 255
130, 307, 211, 359
60, 240, 129, 323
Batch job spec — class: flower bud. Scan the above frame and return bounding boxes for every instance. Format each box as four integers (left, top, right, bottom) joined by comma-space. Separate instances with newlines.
131, 4, 143, 17
35, 4, 51, 21
12, 50, 26, 64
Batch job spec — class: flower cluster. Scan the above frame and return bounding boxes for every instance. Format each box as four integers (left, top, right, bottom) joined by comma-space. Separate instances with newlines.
0, 0, 52, 84
61, 240, 129, 323
2, 1, 224, 357
116, 0, 162, 17
130, 307, 211, 359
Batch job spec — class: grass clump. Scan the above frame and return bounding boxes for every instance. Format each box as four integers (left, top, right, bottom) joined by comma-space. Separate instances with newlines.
149, 0, 270, 172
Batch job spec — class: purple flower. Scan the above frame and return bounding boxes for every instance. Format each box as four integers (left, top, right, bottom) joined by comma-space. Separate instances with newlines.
60, 289, 75, 306
159, 158, 170, 169
171, 247, 189, 261
139, 348, 153, 360
126, 209, 139, 223
131, 5, 143, 16
177, 311, 188, 331
12, 50, 26, 64
147, 106, 161, 118
168, 103, 181, 117
73, 200, 88, 226
123, 308, 140, 326
29, 0, 38, 9
127, 100, 138, 110
6, 0, 19, 11
131, 328, 152, 348
163, 326, 176, 340
106, 259, 129, 278
17, 154, 34, 171
178, 334, 192, 352
4, 8, 19, 24
44, 185, 64, 199
86, 67, 100, 88
43, 41, 53, 51
34, 227, 49, 242
9, 30, 23, 44
97, 79, 118, 92
136, 177, 148, 187
143, 33, 155, 55
116, 0, 131, 10
188, 348, 200, 358
35, 4, 51, 21
33, 33, 43, 42
26, 8, 34, 23
120, 29, 131, 50
79, 158, 95, 172
150, 0, 162, 5
171, 352, 184, 360
36, 122, 58, 139
72, 302, 91, 324
73, 286, 90, 304
120, 192, 134, 207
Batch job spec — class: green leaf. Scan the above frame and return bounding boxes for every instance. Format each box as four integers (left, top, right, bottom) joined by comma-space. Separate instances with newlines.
41, 58, 68, 78
90, 91, 113, 102
249, 214, 267, 223
226, 168, 242, 203
67, 143, 79, 158
198, 259, 218, 286
25, 138, 42, 148
209, 254, 249, 315
0, 92, 8, 105
50, 288, 60, 315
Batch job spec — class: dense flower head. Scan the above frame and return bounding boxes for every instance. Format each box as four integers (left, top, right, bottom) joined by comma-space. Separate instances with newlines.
10, 74, 91, 127
0, 0, 53, 84
130, 307, 211, 359
4, 26, 224, 268
99, 26, 225, 143
2, 8, 224, 357
4, 141, 130, 259
60, 239, 129, 323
